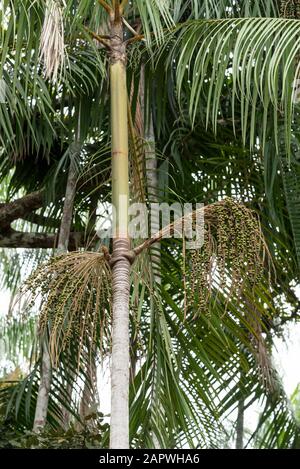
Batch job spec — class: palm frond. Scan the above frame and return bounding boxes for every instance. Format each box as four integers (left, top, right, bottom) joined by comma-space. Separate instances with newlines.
167, 17, 300, 154
133, 0, 174, 46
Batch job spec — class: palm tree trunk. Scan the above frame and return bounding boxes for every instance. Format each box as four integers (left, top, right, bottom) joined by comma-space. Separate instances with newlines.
33, 341, 52, 432
109, 16, 131, 449
33, 160, 77, 432
236, 397, 244, 449
57, 159, 77, 252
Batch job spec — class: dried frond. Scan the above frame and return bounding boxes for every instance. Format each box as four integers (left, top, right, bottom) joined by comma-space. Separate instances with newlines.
19, 251, 112, 367
253, 320, 275, 392
128, 127, 147, 205
128, 88, 147, 205
39, 0, 66, 82
240, 291, 276, 392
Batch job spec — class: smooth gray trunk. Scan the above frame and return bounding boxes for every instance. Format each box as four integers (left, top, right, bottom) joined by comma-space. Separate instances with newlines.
57, 160, 77, 252
33, 341, 52, 432
235, 397, 244, 449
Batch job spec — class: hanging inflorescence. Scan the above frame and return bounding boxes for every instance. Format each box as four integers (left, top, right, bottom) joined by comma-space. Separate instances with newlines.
186, 198, 268, 317
20, 251, 112, 367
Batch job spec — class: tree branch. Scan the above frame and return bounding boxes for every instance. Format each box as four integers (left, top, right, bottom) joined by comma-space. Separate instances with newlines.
0, 191, 44, 230
120, 0, 129, 14
122, 17, 141, 37
97, 0, 113, 15
113, 0, 121, 22
0, 230, 96, 249
126, 35, 145, 45
85, 27, 111, 49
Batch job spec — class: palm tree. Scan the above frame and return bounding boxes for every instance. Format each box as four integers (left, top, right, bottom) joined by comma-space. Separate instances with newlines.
0, 0, 300, 449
